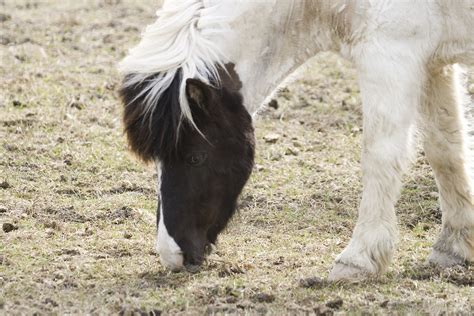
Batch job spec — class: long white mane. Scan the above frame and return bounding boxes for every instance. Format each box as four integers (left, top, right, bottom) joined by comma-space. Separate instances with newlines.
118, 0, 230, 126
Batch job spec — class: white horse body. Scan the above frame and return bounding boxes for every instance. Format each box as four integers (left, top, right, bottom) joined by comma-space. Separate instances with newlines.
120, 0, 474, 278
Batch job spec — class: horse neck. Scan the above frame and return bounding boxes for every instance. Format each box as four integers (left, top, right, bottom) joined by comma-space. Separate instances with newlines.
220, 0, 347, 114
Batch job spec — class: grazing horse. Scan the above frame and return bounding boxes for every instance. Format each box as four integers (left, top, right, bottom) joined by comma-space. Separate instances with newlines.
118, 0, 474, 280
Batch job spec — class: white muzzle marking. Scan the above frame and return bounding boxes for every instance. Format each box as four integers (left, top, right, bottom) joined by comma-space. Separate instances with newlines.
155, 161, 183, 271
156, 205, 184, 271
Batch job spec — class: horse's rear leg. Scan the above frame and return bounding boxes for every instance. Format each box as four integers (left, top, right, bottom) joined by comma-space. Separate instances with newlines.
422, 65, 474, 267
328, 50, 420, 281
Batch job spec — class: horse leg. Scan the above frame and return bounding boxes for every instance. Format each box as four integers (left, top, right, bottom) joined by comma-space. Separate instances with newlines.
421, 65, 474, 267
328, 48, 421, 281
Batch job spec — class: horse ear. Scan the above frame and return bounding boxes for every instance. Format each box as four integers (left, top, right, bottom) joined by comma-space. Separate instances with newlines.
185, 78, 211, 107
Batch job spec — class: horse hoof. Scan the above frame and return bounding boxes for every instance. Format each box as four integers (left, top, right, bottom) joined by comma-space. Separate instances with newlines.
428, 249, 466, 268
328, 262, 369, 281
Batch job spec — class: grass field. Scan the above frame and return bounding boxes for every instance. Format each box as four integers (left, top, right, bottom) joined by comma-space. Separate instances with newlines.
1, 1, 473, 314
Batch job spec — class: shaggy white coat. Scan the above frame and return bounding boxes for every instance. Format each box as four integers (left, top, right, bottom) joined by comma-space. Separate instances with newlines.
120, 0, 474, 279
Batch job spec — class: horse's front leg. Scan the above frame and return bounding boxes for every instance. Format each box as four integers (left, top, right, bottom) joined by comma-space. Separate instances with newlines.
328, 49, 422, 281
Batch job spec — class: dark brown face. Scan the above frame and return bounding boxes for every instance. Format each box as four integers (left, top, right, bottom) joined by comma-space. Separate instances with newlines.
120, 68, 255, 271
159, 79, 255, 269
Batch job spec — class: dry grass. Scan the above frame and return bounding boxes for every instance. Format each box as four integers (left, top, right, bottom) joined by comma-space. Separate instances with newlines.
1, 0, 473, 314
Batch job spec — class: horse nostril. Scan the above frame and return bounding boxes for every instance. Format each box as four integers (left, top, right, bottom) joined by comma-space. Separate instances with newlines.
184, 252, 205, 273
184, 255, 202, 273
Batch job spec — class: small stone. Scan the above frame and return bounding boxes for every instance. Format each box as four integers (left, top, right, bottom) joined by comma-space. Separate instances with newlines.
380, 300, 389, 308
345, 96, 358, 107
285, 147, 299, 156
351, 126, 361, 133
255, 164, 265, 171
429, 192, 439, 199
263, 133, 280, 143
2, 223, 18, 233
326, 298, 343, 310
270, 152, 282, 161
0, 181, 11, 189
292, 141, 303, 148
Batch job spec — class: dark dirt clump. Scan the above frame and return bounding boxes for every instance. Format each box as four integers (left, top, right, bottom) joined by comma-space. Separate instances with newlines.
0, 13, 12, 22
2, 222, 18, 233
325, 298, 343, 309
0, 181, 11, 189
299, 276, 327, 289
107, 206, 139, 224
406, 264, 473, 287
41, 206, 87, 223
108, 183, 154, 195
252, 292, 275, 303
268, 99, 279, 109
313, 305, 333, 316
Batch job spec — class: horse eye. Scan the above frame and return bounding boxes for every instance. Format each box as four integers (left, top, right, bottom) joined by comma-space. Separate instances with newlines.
186, 152, 207, 166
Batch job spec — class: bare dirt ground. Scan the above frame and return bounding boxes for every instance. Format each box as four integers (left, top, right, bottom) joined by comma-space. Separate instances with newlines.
1, 1, 473, 314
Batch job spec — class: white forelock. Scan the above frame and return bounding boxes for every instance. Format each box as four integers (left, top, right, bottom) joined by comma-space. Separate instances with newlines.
118, 0, 232, 127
